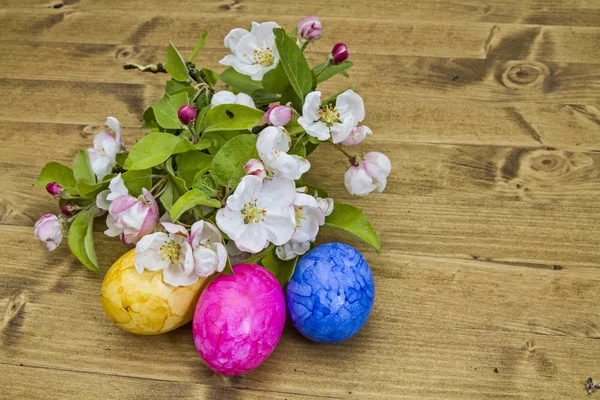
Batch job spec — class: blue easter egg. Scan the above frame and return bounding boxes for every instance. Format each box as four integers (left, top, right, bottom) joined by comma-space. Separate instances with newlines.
286, 243, 375, 344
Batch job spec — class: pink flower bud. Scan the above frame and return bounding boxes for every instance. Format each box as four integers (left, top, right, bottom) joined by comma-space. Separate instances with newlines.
60, 202, 77, 217
46, 182, 64, 197
106, 189, 159, 245
331, 42, 349, 64
244, 159, 267, 180
344, 152, 391, 196
177, 105, 197, 125
34, 214, 63, 251
297, 16, 322, 42
265, 105, 293, 127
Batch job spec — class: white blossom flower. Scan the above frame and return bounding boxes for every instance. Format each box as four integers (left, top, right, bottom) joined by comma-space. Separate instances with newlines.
344, 152, 392, 196
189, 221, 228, 278
298, 89, 365, 144
96, 173, 129, 211
216, 175, 296, 253
290, 192, 325, 244
211, 91, 256, 109
341, 125, 372, 146
34, 214, 63, 251
105, 189, 159, 245
256, 126, 310, 180
315, 196, 334, 216
87, 117, 123, 182
135, 222, 196, 287
276, 241, 310, 260
219, 22, 281, 81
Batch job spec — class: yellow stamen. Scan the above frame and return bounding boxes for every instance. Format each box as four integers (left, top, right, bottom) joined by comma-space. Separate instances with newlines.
160, 240, 181, 264
318, 103, 341, 126
253, 47, 274, 66
242, 201, 267, 224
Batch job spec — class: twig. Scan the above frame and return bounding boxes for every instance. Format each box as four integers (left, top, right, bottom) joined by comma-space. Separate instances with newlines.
123, 62, 167, 74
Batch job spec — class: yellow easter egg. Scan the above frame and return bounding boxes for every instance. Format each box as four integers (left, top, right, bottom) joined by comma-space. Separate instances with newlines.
101, 249, 208, 335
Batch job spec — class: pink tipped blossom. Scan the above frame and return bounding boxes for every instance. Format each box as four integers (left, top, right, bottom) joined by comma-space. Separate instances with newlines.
297, 16, 322, 42
331, 42, 349, 64
105, 189, 159, 245
34, 214, 63, 251
265, 105, 293, 127
177, 105, 197, 125
45, 182, 64, 197
244, 158, 267, 180
341, 125, 373, 146
344, 152, 391, 196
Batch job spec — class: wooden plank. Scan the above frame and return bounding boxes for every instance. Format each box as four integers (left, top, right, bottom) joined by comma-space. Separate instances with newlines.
1, 41, 600, 106
1, 225, 599, 399
1, 76, 600, 150
0, 364, 319, 400
2, 119, 599, 265
1, 9, 600, 62
2, 0, 600, 28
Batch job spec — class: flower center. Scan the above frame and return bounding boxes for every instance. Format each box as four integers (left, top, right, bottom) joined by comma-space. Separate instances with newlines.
318, 103, 340, 126
160, 240, 181, 264
242, 201, 266, 224
253, 47, 274, 66
295, 206, 304, 228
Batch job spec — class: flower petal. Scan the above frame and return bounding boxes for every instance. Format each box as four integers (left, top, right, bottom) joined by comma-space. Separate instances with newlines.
260, 205, 296, 245
235, 93, 256, 109
211, 91, 238, 107
234, 223, 269, 253
224, 28, 250, 52
226, 175, 263, 211
216, 207, 245, 238
330, 115, 355, 144
258, 177, 296, 208
335, 89, 365, 123
303, 120, 331, 141
134, 232, 170, 272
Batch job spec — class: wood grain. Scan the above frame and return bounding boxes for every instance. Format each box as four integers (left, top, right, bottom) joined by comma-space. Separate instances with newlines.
0, 0, 599, 398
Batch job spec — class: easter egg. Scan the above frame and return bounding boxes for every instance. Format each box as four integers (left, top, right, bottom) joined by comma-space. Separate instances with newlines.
286, 243, 375, 344
192, 264, 286, 376
101, 249, 208, 335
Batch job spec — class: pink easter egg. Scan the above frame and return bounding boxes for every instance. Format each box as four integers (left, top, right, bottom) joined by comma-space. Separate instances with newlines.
192, 264, 286, 376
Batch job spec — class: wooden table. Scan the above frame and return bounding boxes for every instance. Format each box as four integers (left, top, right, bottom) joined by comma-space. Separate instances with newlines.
1, 1, 599, 398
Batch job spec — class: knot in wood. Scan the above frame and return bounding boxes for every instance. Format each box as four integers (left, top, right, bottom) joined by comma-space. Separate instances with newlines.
529, 153, 566, 173
116, 46, 136, 60
501, 61, 550, 90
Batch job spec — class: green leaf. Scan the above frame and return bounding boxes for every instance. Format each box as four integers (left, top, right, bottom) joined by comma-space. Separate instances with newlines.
317, 60, 353, 83
194, 105, 209, 135
280, 84, 302, 111
165, 157, 187, 195
165, 80, 190, 94
121, 169, 152, 197
152, 92, 189, 130
192, 173, 219, 198
68, 209, 99, 272
176, 151, 213, 188
211, 134, 259, 188
188, 31, 208, 62
252, 89, 280, 107
305, 141, 319, 156
324, 203, 381, 253
261, 249, 298, 286
170, 189, 222, 222
220, 67, 264, 94
205, 104, 264, 133
201, 68, 219, 87
73, 150, 96, 184
164, 42, 190, 82
34, 162, 76, 193
202, 131, 244, 154
76, 179, 109, 199
322, 84, 355, 105
116, 152, 128, 167
124, 132, 184, 170
262, 62, 288, 94
159, 180, 179, 212
273, 28, 312, 103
